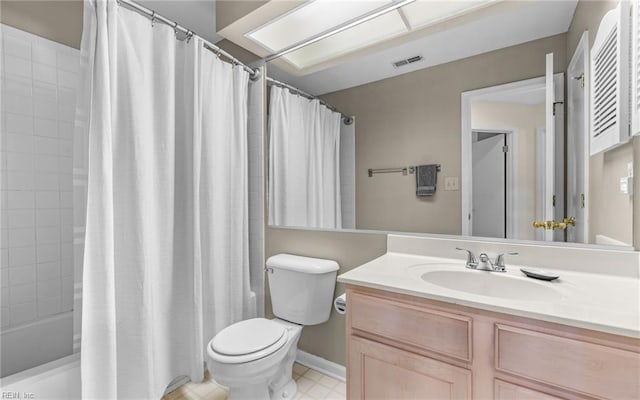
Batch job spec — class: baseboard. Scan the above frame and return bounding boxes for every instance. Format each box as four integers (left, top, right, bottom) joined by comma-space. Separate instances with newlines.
295, 350, 346, 382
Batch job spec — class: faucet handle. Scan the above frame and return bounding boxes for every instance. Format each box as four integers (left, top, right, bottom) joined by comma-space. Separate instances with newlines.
494, 252, 519, 271
456, 247, 478, 268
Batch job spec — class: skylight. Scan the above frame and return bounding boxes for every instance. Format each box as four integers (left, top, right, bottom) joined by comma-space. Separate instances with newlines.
247, 0, 497, 70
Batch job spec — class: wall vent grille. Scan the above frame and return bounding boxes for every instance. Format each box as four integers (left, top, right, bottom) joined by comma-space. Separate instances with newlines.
392, 55, 423, 68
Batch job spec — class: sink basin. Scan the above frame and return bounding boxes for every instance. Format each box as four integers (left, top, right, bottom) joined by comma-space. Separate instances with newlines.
421, 270, 562, 301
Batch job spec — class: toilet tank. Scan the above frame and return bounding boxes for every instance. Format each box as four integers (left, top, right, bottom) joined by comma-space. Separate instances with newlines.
266, 254, 339, 325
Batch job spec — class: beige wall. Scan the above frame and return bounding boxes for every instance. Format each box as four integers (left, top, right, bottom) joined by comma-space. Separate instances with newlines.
471, 101, 545, 241
264, 228, 386, 365
321, 34, 567, 235
567, 0, 634, 245
215, 0, 268, 31
0, 1, 83, 49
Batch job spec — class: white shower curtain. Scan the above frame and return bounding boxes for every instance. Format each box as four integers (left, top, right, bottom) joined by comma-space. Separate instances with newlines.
268, 86, 342, 229
80, 1, 251, 398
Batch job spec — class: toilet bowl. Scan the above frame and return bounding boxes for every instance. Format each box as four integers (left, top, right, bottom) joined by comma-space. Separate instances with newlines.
207, 318, 302, 400
206, 254, 339, 400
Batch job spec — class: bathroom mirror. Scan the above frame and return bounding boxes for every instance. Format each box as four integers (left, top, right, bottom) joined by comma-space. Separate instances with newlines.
233, 0, 635, 248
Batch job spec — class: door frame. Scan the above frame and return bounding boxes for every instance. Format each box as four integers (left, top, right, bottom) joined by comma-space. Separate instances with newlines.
567, 31, 590, 243
461, 76, 549, 238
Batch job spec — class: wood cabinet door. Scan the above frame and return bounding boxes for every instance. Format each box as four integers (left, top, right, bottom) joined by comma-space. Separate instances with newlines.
348, 336, 471, 400
494, 380, 573, 400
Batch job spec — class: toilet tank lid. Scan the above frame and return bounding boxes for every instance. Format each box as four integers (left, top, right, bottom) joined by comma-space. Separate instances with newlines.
266, 254, 339, 274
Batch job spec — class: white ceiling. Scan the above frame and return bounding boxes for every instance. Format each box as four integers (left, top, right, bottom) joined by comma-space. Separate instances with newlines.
267, 0, 578, 96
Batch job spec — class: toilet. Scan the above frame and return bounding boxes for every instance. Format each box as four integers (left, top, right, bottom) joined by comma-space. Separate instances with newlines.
207, 254, 339, 400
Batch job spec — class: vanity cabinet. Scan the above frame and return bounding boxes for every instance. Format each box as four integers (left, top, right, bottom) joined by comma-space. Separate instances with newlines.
346, 286, 640, 400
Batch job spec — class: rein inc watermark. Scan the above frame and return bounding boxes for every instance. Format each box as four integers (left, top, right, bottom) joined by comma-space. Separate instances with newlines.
1, 392, 34, 399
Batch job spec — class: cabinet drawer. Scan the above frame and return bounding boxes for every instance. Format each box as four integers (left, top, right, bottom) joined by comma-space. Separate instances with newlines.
350, 292, 472, 362
495, 324, 640, 399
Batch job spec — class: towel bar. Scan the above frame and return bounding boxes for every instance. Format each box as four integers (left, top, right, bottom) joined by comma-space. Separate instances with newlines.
368, 165, 440, 177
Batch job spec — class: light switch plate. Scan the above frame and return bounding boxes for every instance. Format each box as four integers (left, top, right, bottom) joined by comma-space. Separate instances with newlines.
444, 177, 459, 191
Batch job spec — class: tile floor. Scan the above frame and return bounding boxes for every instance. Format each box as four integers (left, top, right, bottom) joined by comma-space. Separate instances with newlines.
162, 363, 346, 400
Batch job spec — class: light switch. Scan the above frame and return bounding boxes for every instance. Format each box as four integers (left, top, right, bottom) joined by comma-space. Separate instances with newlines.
444, 177, 459, 191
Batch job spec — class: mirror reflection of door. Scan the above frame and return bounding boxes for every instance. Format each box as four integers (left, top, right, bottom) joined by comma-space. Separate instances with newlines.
472, 131, 507, 238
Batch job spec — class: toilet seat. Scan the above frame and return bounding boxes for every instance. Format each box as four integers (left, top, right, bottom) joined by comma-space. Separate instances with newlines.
209, 318, 288, 364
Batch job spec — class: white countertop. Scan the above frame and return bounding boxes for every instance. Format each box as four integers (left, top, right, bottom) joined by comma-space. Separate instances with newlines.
338, 252, 640, 339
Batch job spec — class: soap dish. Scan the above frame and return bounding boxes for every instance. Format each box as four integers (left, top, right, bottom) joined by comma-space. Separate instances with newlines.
520, 268, 559, 281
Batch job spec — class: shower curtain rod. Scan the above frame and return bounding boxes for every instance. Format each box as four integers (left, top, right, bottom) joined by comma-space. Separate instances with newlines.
266, 77, 353, 124
116, 0, 260, 80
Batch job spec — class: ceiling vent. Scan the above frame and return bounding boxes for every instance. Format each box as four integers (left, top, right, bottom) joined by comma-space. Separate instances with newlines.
392, 55, 423, 68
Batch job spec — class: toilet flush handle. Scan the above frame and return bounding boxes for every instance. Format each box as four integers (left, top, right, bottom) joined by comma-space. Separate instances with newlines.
264, 266, 274, 274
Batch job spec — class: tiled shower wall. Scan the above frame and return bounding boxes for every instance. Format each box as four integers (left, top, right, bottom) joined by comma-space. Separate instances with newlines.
0, 24, 78, 375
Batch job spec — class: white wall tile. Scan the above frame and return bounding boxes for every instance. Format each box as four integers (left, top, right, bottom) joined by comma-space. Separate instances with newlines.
57, 70, 77, 89
60, 192, 72, 209
9, 283, 35, 304
58, 87, 75, 106
5, 113, 33, 134
6, 134, 33, 153
34, 118, 58, 138
61, 278, 72, 311
59, 174, 72, 191
0, 307, 9, 328
34, 173, 58, 191
59, 141, 73, 157
4, 55, 32, 79
34, 155, 58, 172
5, 95, 33, 116
35, 209, 59, 227
60, 260, 73, 278
57, 51, 78, 74
37, 261, 60, 282
3, 35, 31, 60
58, 121, 73, 140
37, 279, 60, 299
7, 210, 35, 228
37, 243, 59, 263
60, 209, 72, 226
32, 45, 57, 66
8, 246, 35, 266
7, 227, 34, 247
36, 226, 60, 244
33, 136, 58, 155
35, 191, 59, 209
8, 264, 35, 285
8, 191, 34, 209
60, 224, 72, 240
10, 301, 35, 325
2, 24, 78, 335
57, 103, 75, 122
7, 152, 34, 171
5, 76, 32, 97
37, 296, 61, 317
34, 97, 57, 120
33, 63, 57, 85
0, 247, 8, 268
7, 171, 33, 190
0, 269, 8, 287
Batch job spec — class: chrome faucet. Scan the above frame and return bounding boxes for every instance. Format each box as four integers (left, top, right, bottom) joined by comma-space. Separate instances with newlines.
456, 248, 518, 272
456, 247, 477, 269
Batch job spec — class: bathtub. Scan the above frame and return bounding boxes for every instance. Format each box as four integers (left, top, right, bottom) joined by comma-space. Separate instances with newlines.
0, 352, 80, 400
1, 312, 74, 377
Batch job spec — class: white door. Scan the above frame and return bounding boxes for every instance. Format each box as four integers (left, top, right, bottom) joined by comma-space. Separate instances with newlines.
472, 131, 506, 238
541, 53, 555, 242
